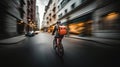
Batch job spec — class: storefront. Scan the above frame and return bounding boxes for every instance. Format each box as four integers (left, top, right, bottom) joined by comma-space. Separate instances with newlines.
69, 20, 93, 36
98, 12, 120, 30
48, 25, 55, 33
66, 13, 93, 36
17, 20, 25, 34
93, 1, 120, 39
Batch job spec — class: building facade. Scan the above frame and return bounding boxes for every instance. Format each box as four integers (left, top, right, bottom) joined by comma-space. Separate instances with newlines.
36, 6, 40, 30
57, 0, 120, 39
0, 0, 37, 39
26, 0, 37, 32
42, 0, 58, 33
41, 13, 48, 32
57, 0, 96, 36
42, 0, 120, 40
0, 0, 27, 39
27, 0, 36, 22
92, 0, 120, 39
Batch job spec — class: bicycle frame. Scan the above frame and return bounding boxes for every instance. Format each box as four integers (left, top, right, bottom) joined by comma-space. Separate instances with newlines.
53, 37, 64, 56
56, 38, 62, 47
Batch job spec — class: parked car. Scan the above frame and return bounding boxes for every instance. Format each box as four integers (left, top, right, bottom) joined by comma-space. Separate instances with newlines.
34, 31, 40, 34
25, 31, 35, 37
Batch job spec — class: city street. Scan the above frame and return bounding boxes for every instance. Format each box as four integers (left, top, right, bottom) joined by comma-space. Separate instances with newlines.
0, 32, 119, 67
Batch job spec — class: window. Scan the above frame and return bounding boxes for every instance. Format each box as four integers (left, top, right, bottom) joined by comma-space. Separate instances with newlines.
81, 0, 87, 3
58, 13, 63, 18
50, 18, 51, 21
53, 14, 56, 19
46, 17, 48, 19
65, 9, 68, 13
58, 5, 61, 10
60, 13, 62, 17
53, 7, 56, 12
49, 13, 51, 16
98, 12, 120, 30
58, 6, 60, 9
47, 21, 49, 24
58, 15, 60, 18
71, 3, 76, 9
61, 0, 70, 8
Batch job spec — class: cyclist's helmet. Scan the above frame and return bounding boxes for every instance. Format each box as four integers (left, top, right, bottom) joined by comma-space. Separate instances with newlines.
57, 21, 61, 24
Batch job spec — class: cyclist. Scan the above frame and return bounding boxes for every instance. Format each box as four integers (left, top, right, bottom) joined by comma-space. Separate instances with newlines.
52, 21, 64, 45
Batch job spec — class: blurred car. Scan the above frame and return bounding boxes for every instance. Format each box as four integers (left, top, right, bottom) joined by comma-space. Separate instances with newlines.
34, 31, 40, 34
25, 31, 35, 37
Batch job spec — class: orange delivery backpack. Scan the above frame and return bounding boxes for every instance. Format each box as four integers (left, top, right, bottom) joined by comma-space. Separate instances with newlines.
58, 25, 67, 35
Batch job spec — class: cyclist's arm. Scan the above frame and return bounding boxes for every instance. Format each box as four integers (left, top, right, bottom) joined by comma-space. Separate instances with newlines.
52, 26, 56, 35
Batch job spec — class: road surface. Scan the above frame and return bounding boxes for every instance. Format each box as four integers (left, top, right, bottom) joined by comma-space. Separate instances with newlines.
0, 32, 119, 67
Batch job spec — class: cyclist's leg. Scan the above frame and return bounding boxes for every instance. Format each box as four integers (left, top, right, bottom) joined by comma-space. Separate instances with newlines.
56, 38, 60, 46
53, 37, 56, 43
53, 37, 57, 49
58, 38, 64, 48
59, 35, 64, 45
56, 35, 64, 47
59, 38, 62, 44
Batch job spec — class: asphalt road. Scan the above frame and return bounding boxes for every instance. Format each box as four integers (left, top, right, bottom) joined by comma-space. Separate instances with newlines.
0, 32, 119, 67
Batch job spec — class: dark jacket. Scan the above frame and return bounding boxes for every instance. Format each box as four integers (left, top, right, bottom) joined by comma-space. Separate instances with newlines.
52, 24, 64, 38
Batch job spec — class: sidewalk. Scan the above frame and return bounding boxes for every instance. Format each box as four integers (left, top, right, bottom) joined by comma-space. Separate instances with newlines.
0, 35, 26, 45
69, 35, 120, 47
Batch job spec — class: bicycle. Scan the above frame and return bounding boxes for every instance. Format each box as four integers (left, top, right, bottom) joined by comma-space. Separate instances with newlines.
53, 38, 64, 57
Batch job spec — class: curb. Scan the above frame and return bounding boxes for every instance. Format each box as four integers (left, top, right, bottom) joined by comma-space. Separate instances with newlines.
68, 36, 120, 48
0, 38, 26, 45
0, 36, 26, 45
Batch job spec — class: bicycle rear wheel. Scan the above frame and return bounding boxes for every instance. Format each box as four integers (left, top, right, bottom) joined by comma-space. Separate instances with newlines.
57, 44, 64, 56
53, 39, 56, 49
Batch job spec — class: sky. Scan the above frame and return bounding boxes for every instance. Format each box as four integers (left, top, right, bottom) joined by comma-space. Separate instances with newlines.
36, 0, 49, 29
